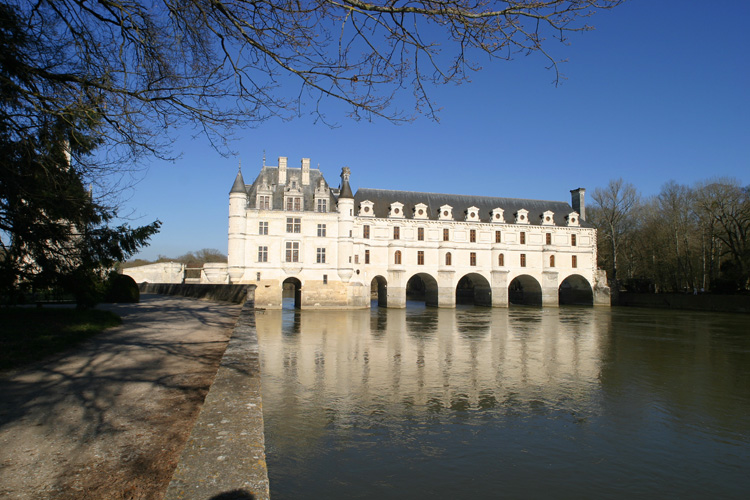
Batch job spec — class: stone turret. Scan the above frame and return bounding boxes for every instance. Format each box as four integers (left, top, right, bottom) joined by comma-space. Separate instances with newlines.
228, 167, 247, 283
337, 167, 354, 282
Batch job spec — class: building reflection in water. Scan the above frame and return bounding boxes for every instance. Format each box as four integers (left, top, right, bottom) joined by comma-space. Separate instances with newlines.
257, 305, 604, 437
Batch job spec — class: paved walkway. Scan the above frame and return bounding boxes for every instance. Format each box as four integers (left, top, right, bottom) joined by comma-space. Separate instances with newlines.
0, 295, 242, 500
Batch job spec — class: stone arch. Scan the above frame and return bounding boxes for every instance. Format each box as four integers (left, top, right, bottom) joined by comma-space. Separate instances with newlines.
456, 273, 492, 307
371, 275, 388, 308
406, 272, 439, 307
559, 274, 593, 305
282, 277, 302, 309
508, 274, 542, 306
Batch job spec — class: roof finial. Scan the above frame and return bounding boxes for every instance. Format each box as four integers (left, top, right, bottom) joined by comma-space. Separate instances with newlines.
262, 149, 266, 167
238, 158, 241, 172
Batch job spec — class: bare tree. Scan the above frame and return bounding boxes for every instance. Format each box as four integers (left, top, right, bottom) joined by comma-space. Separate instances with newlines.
4, 0, 624, 166
589, 178, 640, 286
694, 179, 750, 291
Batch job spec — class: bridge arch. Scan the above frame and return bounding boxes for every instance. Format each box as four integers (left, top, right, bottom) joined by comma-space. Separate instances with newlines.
406, 272, 439, 307
508, 274, 542, 306
559, 274, 593, 305
456, 272, 492, 307
282, 277, 302, 309
371, 275, 388, 308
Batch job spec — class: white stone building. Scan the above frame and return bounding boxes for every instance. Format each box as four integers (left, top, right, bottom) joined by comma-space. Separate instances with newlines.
228, 157, 609, 309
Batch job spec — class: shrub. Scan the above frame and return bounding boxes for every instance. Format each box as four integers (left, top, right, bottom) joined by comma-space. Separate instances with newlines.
103, 272, 140, 303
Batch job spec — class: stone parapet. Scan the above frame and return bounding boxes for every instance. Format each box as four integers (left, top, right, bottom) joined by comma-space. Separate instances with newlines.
165, 302, 269, 500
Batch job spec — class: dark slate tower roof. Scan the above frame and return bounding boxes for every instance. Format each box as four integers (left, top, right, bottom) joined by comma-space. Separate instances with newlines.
246, 166, 337, 211
230, 168, 247, 194
353, 188, 588, 226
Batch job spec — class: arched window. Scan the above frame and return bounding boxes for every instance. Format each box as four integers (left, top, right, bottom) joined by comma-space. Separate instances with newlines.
498, 253, 504, 266
394, 250, 402, 265
445, 252, 452, 266
550, 255, 555, 267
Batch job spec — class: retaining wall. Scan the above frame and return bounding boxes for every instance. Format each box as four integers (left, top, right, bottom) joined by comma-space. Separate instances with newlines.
165, 301, 269, 499
616, 292, 750, 314
138, 283, 253, 304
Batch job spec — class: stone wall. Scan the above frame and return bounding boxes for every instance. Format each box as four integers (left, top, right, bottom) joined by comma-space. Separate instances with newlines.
123, 262, 185, 284
139, 283, 254, 304
616, 293, 750, 314
165, 301, 269, 500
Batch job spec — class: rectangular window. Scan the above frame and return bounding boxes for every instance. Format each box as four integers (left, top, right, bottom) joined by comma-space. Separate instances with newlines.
418, 227, 425, 241
323, 274, 328, 285
417, 251, 425, 265
286, 217, 301, 233
443, 228, 450, 241
394, 226, 400, 240
365, 250, 370, 264
317, 224, 327, 237
394, 251, 402, 265
258, 246, 268, 262
572, 255, 578, 268
520, 232, 526, 245
285, 241, 300, 262
520, 253, 527, 267
355, 255, 359, 264
470, 229, 476, 243
470, 252, 477, 266
256, 272, 261, 281
546, 233, 552, 245
257, 195, 270, 210
571, 234, 577, 246
363, 225, 370, 239
495, 231, 501, 243
259, 221, 268, 235
316, 247, 326, 264
286, 197, 302, 211
317, 199, 327, 213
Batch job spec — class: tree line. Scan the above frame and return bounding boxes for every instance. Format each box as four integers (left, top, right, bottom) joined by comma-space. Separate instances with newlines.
121, 249, 227, 269
589, 178, 750, 293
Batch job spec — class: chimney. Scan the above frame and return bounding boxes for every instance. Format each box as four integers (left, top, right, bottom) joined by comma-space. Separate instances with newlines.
570, 188, 586, 221
301, 157, 310, 185
278, 156, 287, 184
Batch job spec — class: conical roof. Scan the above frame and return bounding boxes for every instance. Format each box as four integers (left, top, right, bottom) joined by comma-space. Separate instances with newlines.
230, 169, 247, 194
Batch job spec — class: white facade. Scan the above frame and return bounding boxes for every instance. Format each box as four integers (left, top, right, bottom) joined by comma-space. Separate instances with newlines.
228, 157, 609, 309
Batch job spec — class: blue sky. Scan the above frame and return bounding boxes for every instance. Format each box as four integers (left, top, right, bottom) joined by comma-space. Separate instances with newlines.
124, 0, 749, 260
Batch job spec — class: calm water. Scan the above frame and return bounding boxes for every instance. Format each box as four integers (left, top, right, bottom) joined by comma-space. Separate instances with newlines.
256, 304, 750, 499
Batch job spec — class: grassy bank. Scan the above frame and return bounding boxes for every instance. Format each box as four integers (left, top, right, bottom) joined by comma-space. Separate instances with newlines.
0, 308, 122, 371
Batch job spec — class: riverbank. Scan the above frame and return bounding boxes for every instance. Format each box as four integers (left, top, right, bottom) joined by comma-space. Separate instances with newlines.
0, 295, 242, 499
615, 292, 750, 314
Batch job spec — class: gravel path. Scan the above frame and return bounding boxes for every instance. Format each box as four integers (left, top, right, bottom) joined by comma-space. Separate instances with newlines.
0, 295, 242, 500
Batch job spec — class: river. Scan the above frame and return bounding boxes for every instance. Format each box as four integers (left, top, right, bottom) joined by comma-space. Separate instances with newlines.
256, 303, 750, 499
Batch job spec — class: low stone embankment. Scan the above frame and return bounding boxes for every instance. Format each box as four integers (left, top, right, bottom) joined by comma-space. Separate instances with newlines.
616, 292, 750, 314
139, 283, 252, 304
165, 299, 269, 500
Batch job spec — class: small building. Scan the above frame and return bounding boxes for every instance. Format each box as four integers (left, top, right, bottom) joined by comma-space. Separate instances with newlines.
227, 157, 609, 309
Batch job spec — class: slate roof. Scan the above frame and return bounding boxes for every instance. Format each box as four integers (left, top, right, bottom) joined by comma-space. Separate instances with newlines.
353, 188, 588, 227
244, 166, 337, 211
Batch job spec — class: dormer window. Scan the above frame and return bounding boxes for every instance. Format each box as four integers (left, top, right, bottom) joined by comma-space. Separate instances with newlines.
257, 195, 271, 210
465, 206, 480, 222
491, 208, 505, 223
439, 205, 453, 220
314, 178, 330, 213
389, 202, 405, 218
515, 209, 529, 224
285, 196, 302, 211
413, 203, 429, 219
541, 210, 555, 226
566, 212, 580, 227
359, 200, 375, 217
